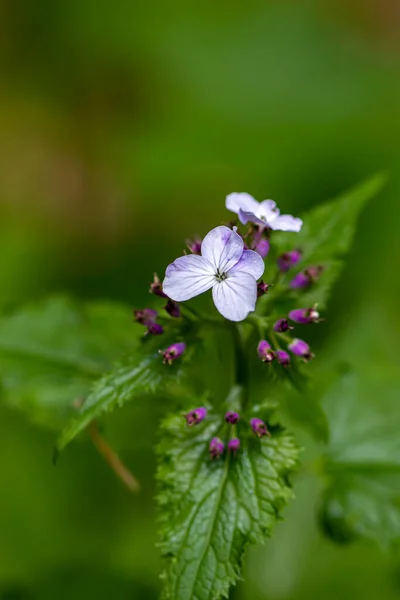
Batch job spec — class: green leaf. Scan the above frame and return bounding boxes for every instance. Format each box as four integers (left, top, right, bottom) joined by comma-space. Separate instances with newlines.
0, 297, 139, 428
157, 412, 300, 600
319, 370, 400, 548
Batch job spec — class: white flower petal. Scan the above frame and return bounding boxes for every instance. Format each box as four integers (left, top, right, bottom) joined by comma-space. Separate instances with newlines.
163, 255, 215, 302
212, 270, 257, 322
260, 199, 277, 214
237, 209, 265, 226
270, 215, 303, 232
229, 249, 265, 280
226, 192, 260, 215
201, 225, 243, 272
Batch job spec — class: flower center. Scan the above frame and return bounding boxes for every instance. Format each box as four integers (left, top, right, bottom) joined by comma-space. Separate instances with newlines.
215, 269, 228, 282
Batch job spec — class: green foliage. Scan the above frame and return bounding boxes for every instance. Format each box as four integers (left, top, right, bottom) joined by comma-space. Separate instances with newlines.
157, 412, 300, 600
0, 297, 139, 428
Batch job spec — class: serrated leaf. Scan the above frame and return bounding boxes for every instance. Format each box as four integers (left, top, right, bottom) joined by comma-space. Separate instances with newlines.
157, 412, 300, 600
0, 297, 139, 428
319, 370, 400, 548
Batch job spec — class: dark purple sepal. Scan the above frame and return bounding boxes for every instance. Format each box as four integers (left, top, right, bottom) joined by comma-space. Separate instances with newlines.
273, 318, 294, 333
165, 299, 181, 318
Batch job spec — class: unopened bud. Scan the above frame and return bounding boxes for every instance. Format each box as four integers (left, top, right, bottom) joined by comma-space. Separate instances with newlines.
228, 438, 240, 454
209, 437, 224, 459
165, 299, 181, 318
257, 340, 276, 363
255, 238, 270, 258
273, 318, 294, 333
257, 280, 271, 297
150, 273, 167, 298
186, 238, 202, 255
134, 308, 158, 325
289, 305, 321, 324
250, 418, 270, 438
277, 249, 302, 272
288, 338, 314, 361
184, 407, 207, 426
225, 411, 240, 424
160, 342, 186, 364
276, 350, 291, 366
290, 266, 323, 289
145, 322, 164, 336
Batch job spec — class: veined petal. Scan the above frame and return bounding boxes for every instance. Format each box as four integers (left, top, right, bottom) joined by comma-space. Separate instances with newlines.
229, 249, 265, 280
201, 225, 243, 272
163, 255, 215, 302
270, 214, 303, 232
226, 192, 259, 215
237, 208, 265, 226
259, 199, 277, 215
212, 270, 257, 322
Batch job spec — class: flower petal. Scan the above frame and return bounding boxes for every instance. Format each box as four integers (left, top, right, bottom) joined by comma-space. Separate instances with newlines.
163, 255, 215, 302
226, 192, 259, 215
212, 270, 257, 322
269, 214, 303, 232
201, 226, 243, 272
229, 249, 265, 280
237, 208, 265, 226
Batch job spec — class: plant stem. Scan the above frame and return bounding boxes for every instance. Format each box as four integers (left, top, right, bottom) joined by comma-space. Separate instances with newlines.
231, 324, 250, 409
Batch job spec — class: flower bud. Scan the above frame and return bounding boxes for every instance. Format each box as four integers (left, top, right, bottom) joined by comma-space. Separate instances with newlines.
228, 438, 240, 454
276, 350, 290, 366
184, 407, 207, 426
288, 338, 314, 361
186, 238, 202, 255
289, 306, 321, 324
134, 308, 158, 325
277, 249, 302, 272
149, 273, 167, 298
225, 411, 240, 424
257, 340, 276, 363
209, 437, 224, 459
257, 280, 271, 297
165, 299, 181, 318
250, 418, 270, 438
255, 238, 270, 258
273, 318, 293, 333
160, 342, 186, 364
290, 266, 323, 289
146, 322, 164, 336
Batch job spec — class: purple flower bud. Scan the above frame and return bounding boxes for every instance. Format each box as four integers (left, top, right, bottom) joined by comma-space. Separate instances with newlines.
228, 438, 240, 454
186, 238, 202, 255
257, 340, 276, 363
134, 308, 158, 325
225, 411, 240, 424
250, 418, 270, 438
184, 407, 207, 426
145, 322, 164, 336
288, 338, 314, 361
290, 266, 323, 289
257, 280, 271, 297
255, 238, 270, 258
277, 249, 302, 272
273, 318, 294, 333
160, 342, 186, 364
165, 299, 181, 318
289, 306, 321, 324
209, 437, 224, 459
276, 350, 291, 366
149, 273, 167, 298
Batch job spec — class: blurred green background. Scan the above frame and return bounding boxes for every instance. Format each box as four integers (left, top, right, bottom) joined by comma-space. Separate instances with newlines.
1, 1, 400, 598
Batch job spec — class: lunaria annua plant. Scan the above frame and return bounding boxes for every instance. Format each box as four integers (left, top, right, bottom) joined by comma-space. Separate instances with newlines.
3, 176, 386, 600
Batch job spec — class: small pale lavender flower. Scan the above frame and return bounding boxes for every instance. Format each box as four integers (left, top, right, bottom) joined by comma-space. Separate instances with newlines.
273, 318, 293, 333
257, 280, 271, 297
163, 225, 265, 322
290, 266, 323, 289
250, 418, 270, 438
160, 342, 186, 364
257, 340, 276, 363
184, 407, 207, 426
145, 322, 164, 336
277, 250, 302, 272
289, 306, 321, 324
288, 338, 314, 361
276, 350, 291, 366
226, 193, 302, 232
209, 437, 224, 459
228, 438, 240, 454
255, 238, 270, 258
150, 273, 167, 298
134, 308, 158, 325
165, 299, 181, 318
225, 411, 240, 424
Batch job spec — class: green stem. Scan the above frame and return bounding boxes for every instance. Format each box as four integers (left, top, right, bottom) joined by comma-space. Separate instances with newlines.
231, 324, 250, 409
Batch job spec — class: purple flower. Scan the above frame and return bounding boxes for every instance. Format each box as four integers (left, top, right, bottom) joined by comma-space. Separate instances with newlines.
257, 340, 276, 363
134, 308, 158, 326
255, 238, 270, 258
277, 250, 302, 272
225, 411, 240, 424
288, 338, 314, 361
289, 306, 321, 324
290, 266, 323, 289
184, 407, 207, 426
250, 418, 270, 438
273, 318, 293, 333
226, 193, 302, 232
257, 280, 271, 297
149, 273, 167, 298
276, 350, 291, 366
209, 437, 224, 459
160, 342, 186, 364
145, 322, 164, 336
228, 438, 240, 453
186, 238, 202, 255
165, 299, 181, 318
163, 226, 265, 322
